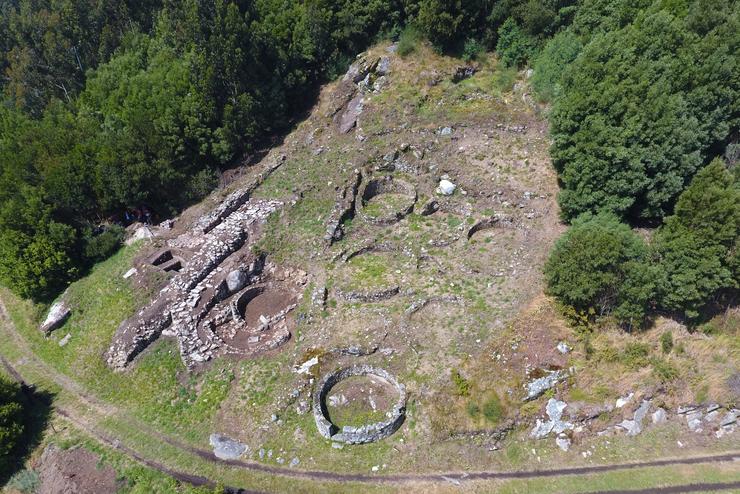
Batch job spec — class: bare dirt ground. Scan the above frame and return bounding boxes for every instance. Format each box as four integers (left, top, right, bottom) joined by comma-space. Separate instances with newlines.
34, 444, 119, 494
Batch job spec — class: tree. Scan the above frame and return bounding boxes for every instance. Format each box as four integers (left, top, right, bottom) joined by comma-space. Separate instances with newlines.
663, 159, 739, 249
653, 159, 739, 321
544, 212, 655, 328
495, 18, 536, 67
531, 29, 582, 102
0, 376, 24, 476
550, 5, 739, 222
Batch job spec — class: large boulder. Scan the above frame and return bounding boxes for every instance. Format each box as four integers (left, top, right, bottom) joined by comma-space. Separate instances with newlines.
209, 434, 248, 460
40, 300, 71, 334
226, 269, 249, 293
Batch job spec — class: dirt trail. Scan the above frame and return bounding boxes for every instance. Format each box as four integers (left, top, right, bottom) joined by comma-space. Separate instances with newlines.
1, 298, 738, 492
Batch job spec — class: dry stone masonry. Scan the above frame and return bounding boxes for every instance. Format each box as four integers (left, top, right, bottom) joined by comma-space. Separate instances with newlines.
313, 365, 406, 444
106, 195, 300, 370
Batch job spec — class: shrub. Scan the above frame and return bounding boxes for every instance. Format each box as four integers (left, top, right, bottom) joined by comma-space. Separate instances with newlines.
0, 376, 24, 476
462, 38, 484, 62
531, 30, 582, 102
451, 369, 471, 397
544, 212, 655, 328
466, 401, 480, 418
6, 469, 39, 493
660, 331, 673, 354
651, 358, 679, 382
491, 66, 518, 93
397, 25, 422, 57
495, 18, 536, 68
482, 394, 504, 424
83, 225, 125, 263
620, 342, 650, 369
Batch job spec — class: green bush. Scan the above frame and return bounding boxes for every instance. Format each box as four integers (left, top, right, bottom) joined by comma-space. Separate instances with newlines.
482, 394, 504, 424
651, 358, 679, 382
495, 18, 537, 68
466, 401, 480, 418
660, 331, 673, 354
531, 30, 582, 102
544, 212, 655, 329
491, 66, 519, 93
83, 225, 125, 263
462, 38, 485, 62
620, 342, 650, 369
397, 25, 422, 57
451, 369, 471, 397
6, 469, 39, 493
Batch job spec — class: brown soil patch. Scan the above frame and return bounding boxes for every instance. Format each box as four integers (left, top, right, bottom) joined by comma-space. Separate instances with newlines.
36, 444, 119, 494
243, 290, 295, 328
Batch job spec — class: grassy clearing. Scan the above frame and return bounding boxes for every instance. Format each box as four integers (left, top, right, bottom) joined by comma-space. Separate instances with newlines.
0, 245, 234, 443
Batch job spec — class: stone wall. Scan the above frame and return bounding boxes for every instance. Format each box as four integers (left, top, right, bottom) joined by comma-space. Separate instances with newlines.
106, 199, 282, 370
313, 364, 406, 444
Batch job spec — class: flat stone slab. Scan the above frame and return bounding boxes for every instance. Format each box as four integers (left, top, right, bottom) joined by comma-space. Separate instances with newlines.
209, 434, 248, 460
40, 300, 71, 333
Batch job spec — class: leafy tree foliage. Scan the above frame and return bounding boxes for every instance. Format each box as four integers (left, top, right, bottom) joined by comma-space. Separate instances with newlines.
495, 18, 537, 67
531, 30, 581, 101
653, 160, 739, 320
550, 3, 739, 222
0, 376, 24, 476
544, 213, 655, 328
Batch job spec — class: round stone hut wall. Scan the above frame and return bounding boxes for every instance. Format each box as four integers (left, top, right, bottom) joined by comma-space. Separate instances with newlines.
313, 364, 406, 444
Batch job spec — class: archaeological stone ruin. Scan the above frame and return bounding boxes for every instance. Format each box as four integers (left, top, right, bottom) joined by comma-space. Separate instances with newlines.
106, 168, 306, 370
313, 364, 406, 444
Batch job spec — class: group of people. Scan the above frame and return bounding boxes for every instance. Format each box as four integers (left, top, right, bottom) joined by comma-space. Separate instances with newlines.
121, 206, 154, 225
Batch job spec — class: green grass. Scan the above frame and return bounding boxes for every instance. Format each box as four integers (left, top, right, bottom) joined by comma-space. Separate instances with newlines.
1, 246, 234, 442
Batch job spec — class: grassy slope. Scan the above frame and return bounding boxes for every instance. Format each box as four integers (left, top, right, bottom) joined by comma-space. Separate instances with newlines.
0, 43, 738, 493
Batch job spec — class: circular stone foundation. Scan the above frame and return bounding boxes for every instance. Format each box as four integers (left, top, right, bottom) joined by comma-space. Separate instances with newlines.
357, 176, 416, 224
313, 365, 406, 444
222, 285, 296, 350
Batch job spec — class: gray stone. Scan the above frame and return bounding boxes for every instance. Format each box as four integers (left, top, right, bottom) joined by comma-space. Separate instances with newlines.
531, 419, 554, 439
125, 226, 154, 245
209, 434, 247, 460
439, 126, 453, 136
618, 419, 641, 436
338, 94, 364, 133
452, 65, 477, 83
652, 408, 667, 424
226, 269, 248, 293
686, 411, 704, 432
532, 399, 573, 439
525, 370, 565, 401
720, 410, 737, 427
40, 300, 71, 334
436, 179, 456, 196
616, 393, 633, 409
376, 57, 391, 76
555, 434, 571, 451
556, 341, 570, 354
58, 333, 72, 347
123, 268, 138, 279
634, 400, 651, 424
290, 457, 300, 467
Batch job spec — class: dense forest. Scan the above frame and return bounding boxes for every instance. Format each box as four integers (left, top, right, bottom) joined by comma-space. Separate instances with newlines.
0, 0, 737, 328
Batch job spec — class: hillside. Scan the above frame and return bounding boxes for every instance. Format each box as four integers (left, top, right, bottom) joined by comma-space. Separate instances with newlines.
0, 42, 738, 494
